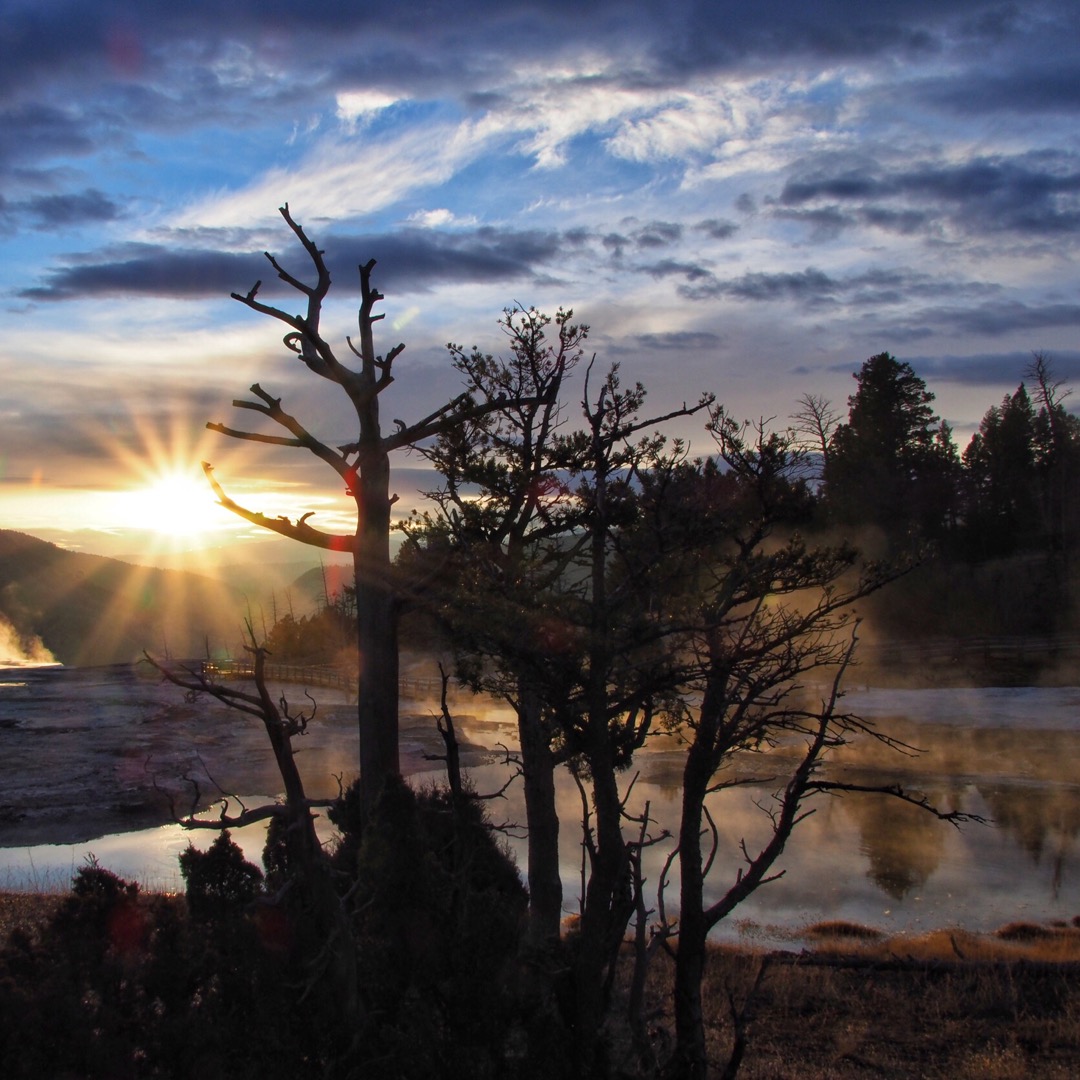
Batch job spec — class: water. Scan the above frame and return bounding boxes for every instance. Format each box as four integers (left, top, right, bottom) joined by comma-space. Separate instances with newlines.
1, 665, 1078, 945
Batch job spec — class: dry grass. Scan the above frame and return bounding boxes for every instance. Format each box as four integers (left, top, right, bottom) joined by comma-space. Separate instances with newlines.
5, 891, 1080, 1077
625, 923, 1080, 1078
0, 891, 62, 942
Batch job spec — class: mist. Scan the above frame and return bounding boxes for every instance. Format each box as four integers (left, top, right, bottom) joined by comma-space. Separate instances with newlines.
0, 614, 58, 667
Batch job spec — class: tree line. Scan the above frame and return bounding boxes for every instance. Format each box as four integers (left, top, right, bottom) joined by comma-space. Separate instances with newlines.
803, 349, 1080, 564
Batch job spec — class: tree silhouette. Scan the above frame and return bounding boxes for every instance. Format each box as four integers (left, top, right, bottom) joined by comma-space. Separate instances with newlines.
402, 305, 588, 945
825, 352, 958, 541
204, 205, 531, 812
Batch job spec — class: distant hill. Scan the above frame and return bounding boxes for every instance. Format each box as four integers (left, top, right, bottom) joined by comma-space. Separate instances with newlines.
289, 563, 354, 611
0, 530, 249, 666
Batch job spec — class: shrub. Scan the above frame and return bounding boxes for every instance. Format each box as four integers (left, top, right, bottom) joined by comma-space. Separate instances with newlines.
179, 830, 264, 921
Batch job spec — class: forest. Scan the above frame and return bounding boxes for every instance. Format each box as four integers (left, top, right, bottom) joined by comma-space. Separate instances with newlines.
3, 211, 1078, 1079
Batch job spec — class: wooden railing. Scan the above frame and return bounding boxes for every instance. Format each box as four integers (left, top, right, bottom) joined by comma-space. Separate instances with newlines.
198, 659, 448, 698
193, 633, 1080, 696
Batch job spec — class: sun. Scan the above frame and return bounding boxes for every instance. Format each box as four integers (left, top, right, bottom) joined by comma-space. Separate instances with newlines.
91, 412, 243, 549
134, 470, 222, 538
104, 466, 228, 546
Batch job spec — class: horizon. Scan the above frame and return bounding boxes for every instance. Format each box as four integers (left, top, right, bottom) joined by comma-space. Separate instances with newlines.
3, 2, 1079, 563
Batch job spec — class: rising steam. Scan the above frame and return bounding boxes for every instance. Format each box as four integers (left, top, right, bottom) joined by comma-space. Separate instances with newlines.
0, 614, 58, 667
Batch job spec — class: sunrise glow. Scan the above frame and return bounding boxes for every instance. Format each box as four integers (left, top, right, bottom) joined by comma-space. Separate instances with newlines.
115, 470, 225, 539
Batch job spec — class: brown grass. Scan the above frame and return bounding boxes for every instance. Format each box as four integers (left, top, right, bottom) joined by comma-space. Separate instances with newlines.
0, 891, 63, 941
623, 924, 1080, 1078
5, 892, 1080, 1077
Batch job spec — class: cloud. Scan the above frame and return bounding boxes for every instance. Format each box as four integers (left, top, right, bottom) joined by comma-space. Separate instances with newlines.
15, 189, 123, 230
0, 103, 96, 170
644, 259, 716, 284
633, 221, 683, 247
21, 245, 270, 301
695, 218, 738, 240
633, 330, 723, 351
676, 265, 997, 312
406, 208, 478, 229
912, 63, 1080, 117
171, 117, 505, 228
778, 151, 1080, 237
944, 301, 1080, 336
903, 350, 1080, 386
335, 90, 404, 126
20, 226, 572, 301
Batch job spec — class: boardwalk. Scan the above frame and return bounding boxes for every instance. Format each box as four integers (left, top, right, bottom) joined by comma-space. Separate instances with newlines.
199, 659, 448, 698
193, 632, 1080, 697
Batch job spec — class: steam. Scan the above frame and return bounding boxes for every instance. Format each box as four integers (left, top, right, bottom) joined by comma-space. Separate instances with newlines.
0, 614, 58, 668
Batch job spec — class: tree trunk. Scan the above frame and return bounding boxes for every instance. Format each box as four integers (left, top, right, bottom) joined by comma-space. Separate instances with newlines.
670, 740, 712, 1080
518, 681, 563, 946
572, 744, 632, 1073
355, 446, 400, 815
250, 650, 364, 1048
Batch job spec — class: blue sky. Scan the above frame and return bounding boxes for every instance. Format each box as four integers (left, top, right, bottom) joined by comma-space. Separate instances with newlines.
3, 0, 1079, 561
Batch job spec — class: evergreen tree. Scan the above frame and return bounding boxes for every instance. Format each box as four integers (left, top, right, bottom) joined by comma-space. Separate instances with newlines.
825, 352, 958, 542
962, 385, 1039, 558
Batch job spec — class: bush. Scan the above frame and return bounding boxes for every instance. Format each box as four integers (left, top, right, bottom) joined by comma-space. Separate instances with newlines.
71, 853, 139, 901
179, 830, 264, 921
345, 776, 528, 1077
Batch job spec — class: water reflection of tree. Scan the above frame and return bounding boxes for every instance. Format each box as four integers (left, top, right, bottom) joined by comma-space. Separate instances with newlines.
846, 789, 948, 899
978, 782, 1080, 896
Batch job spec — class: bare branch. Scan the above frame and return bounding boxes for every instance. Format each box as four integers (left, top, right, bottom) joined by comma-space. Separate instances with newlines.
202, 462, 355, 553
806, 781, 989, 827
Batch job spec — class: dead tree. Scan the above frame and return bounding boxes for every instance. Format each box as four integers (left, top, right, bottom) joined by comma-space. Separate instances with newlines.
204, 205, 531, 813
146, 648, 363, 1053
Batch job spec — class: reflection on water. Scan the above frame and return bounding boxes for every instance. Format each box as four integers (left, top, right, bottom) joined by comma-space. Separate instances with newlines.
0, 800, 336, 895
1, 678, 1078, 945
848, 792, 946, 900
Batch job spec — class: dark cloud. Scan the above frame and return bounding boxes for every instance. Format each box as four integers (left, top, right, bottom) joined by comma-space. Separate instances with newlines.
771, 206, 853, 241
19, 226, 569, 301
644, 259, 715, 283
0, 103, 96, 169
779, 152, 1080, 237
602, 232, 630, 258
912, 63, 1080, 117
652, 0, 1020, 76
902, 350, 1080, 386
857, 206, 932, 235
18, 189, 123, 230
863, 299, 1080, 347
332, 227, 565, 293
605, 221, 687, 259
634, 221, 683, 247
20, 246, 270, 301
4, 1, 1052, 116
677, 265, 994, 308
633, 331, 722, 351
695, 218, 738, 240
946, 301, 1080, 336
677, 266, 841, 303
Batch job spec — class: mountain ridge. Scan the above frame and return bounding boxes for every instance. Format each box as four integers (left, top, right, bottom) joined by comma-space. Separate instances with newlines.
0, 529, 252, 666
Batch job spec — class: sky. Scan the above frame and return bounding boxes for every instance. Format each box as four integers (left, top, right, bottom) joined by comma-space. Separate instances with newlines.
3, 0, 1079, 564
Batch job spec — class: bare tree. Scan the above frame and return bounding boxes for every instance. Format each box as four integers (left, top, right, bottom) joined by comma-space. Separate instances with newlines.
791, 392, 840, 476
662, 413, 981, 1080
146, 649, 362, 1054
204, 205, 530, 813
